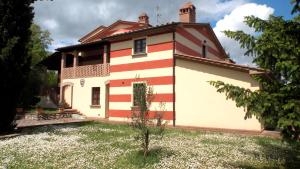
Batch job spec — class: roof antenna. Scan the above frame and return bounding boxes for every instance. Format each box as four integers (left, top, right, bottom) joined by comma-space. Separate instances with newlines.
156, 5, 162, 25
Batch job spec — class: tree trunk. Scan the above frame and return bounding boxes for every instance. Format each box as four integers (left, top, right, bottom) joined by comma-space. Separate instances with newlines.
144, 129, 149, 157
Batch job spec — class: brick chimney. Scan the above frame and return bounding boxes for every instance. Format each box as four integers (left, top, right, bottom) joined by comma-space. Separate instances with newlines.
179, 2, 196, 23
138, 12, 149, 25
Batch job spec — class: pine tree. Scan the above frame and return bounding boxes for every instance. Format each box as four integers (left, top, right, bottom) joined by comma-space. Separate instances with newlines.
131, 81, 167, 157
210, 11, 300, 141
0, 0, 34, 132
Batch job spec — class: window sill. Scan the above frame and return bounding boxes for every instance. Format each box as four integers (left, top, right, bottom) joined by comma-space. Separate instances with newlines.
90, 105, 101, 109
132, 53, 147, 57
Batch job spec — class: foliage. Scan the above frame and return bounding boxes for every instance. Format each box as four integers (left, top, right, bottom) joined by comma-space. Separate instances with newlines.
291, 0, 300, 14
210, 13, 300, 141
46, 70, 58, 88
18, 66, 45, 108
28, 24, 52, 65
0, 0, 34, 132
130, 82, 168, 157
18, 24, 54, 108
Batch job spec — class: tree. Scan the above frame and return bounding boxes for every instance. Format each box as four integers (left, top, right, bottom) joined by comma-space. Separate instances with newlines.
292, 0, 300, 14
209, 13, 300, 141
28, 24, 52, 66
17, 24, 54, 108
0, 0, 34, 132
131, 82, 168, 157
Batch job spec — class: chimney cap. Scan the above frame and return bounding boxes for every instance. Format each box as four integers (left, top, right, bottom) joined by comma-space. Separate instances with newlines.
138, 12, 149, 25
181, 2, 195, 9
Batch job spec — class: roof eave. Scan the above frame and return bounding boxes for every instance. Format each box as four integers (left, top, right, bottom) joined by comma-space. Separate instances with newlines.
56, 40, 108, 52
175, 54, 266, 73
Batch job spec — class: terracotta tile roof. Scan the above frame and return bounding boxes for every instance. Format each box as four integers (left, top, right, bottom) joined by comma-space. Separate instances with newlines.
103, 22, 179, 41
79, 20, 151, 43
78, 25, 107, 43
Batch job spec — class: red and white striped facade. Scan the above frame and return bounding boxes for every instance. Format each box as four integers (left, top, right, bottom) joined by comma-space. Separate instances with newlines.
107, 24, 227, 122
109, 33, 175, 121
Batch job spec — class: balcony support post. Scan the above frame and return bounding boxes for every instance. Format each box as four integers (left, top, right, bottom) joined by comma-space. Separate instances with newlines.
73, 51, 78, 78
103, 45, 108, 75
103, 45, 107, 64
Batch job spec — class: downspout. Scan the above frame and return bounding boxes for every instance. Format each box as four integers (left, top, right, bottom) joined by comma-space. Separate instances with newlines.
172, 29, 176, 127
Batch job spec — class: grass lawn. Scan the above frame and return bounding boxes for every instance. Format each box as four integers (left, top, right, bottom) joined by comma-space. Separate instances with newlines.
0, 122, 299, 169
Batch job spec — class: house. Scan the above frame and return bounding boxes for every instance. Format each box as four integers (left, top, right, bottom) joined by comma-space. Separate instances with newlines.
42, 2, 264, 131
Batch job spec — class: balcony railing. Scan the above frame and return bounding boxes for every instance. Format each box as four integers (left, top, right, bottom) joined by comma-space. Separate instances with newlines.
62, 64, 110, 79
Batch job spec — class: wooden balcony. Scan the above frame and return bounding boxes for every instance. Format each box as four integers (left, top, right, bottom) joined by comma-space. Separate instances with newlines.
62, 64, 109, 79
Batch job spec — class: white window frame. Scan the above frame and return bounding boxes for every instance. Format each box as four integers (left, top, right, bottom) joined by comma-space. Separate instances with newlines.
132, 36, 148, 56
91, 86, 101, 106
131, 81, 147, 106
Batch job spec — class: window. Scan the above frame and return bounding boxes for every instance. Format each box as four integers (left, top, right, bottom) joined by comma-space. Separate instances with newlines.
134, 38, 146, 54
202, 45, 206, 58
133, 83, 146, 106
91, 87, 100, 105
202, 40, 207, 58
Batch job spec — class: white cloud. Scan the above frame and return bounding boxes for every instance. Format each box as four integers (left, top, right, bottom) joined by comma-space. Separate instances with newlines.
43, 19, 58, 30
213, 3, 274, 65
195, 0, 249, 21
33, 0, 273, 59
48, 39, 78, 52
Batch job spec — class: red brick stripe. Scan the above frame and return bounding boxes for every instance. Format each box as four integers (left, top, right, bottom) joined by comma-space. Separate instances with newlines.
110, 48, 132, 58
177, 28, 222, 58
176, 41, 202, 57
109, 110, 173, 120
208, 46, 221, 57
194, 27, 211, 41
177, 27, 203, 47
109, 94, 173, 102
110, 59, 173, 72
110, 76, 173, 87
109, 95, 131, 102
147, 41, 173, 53
194, 27, 224, 57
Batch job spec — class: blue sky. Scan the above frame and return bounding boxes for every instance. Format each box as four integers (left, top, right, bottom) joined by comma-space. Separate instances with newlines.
254, 0, 294, 18
33, 0, 296, 65
208, 0, 295, 27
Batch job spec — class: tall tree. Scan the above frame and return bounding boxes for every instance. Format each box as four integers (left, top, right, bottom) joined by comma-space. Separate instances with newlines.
0, 0, 34, 132
29, 24, 52, 65
292, 0, 300, 14
17, 24, 54, 108
210, 11, 300, 140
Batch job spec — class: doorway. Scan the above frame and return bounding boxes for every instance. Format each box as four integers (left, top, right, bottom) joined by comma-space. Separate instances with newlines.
105, 83, 110, 118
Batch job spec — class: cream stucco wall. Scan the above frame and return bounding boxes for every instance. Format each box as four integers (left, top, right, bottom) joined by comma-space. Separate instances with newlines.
62, 76, 109, 118
175, 59, 262, 131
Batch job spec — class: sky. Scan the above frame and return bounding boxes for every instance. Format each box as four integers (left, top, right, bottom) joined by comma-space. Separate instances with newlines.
33, 0, 295, 65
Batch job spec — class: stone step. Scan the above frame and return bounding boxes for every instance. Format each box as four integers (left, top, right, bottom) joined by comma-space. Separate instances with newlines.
63, 109, 86, 117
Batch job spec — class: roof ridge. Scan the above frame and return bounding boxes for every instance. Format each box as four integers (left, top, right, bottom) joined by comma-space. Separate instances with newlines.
79, 25, 107, 42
